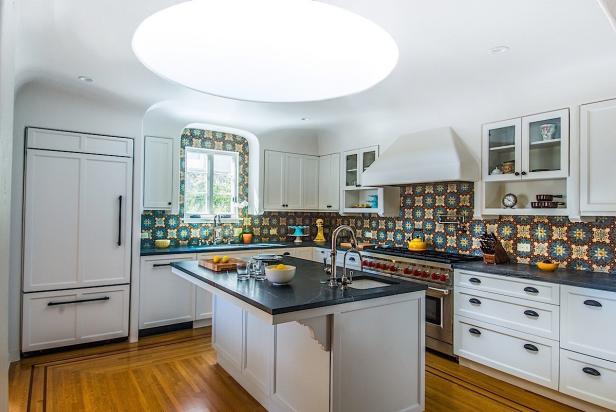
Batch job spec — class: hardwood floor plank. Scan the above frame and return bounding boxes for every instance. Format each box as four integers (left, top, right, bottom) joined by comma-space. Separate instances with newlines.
9, 327, 577, 412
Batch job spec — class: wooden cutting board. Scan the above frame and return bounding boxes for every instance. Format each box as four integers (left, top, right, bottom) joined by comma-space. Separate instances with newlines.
199, 258, 244, 272
340, 242, 375, 250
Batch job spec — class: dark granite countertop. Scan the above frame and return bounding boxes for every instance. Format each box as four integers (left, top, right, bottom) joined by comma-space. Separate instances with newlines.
141, 241, 327, 256
453, 261, 616, 293
171, 256, 426, 315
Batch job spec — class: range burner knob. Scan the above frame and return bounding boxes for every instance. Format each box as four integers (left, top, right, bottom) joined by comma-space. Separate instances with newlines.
412, 269, 420, 276
422, 271, 430, 278
403, 268, 411, 275
431, 273, 440, 280
389, 265, 398, 272
440, 274, 449, 282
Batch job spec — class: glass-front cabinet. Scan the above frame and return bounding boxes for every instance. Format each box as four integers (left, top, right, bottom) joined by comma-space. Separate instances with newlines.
343, 145, 378, 188
482, 109, 569, 182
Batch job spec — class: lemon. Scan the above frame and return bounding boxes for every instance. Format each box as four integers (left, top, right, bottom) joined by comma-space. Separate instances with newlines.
212, 256, 221, 263
275, 264, 286, 270
221, 256, 230, 263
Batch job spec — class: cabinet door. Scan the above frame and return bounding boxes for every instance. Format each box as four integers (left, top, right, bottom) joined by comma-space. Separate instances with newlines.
143, 136, 174, 209
482, 118, 522, 181
139, 256, 196, 329
561, 285, 616, 363
319, 154, 340, 210
213, 295, 244, 370
522, 109, 569, 180
580, 100, 616, 214
80, 155, 132, 286
77, 285, 130, 342
195, 288, 213, 320
284, 153, 303, 209
264, 151, 285, 210
301, 156, 319, 209
343, 151, 359, 188
24, 150, 81, 291
358, 146, 378, 186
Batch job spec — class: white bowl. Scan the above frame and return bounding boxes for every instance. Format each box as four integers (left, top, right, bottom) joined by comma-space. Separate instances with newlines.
265, 265, 296, 285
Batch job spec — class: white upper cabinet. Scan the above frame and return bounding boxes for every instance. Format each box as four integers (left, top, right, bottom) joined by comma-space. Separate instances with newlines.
301, 155, 319, 210
143, 135, 179, 212
24, 149, 133, 292
343, 146, 378, 189
318, 153, 340, 211
580, 99, 616, 215
26, 127, 134, 157
263, 150, 319, 211
263, 150, 286, 210
483, 109, 569, 182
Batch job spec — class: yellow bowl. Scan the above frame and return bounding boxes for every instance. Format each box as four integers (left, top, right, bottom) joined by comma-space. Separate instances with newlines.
537, 261, 558, 272
154, 239, 171, 249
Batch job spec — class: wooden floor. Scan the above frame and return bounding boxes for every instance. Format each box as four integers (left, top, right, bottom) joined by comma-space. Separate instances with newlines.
9, 327, 578, 412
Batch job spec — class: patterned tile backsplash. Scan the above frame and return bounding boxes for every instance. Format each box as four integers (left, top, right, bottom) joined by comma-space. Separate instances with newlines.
141, 129, 615, 274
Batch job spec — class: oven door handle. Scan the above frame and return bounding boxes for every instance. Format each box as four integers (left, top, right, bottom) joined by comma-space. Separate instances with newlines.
428, 286, 450, 296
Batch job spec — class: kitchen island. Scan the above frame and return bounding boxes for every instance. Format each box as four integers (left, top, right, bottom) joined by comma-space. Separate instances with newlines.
172, 257, 426, 412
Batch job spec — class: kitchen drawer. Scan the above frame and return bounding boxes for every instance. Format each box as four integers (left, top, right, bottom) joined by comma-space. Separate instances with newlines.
313, 247, 331, 264
454, 270, 559, 305
22, 285, 129, 352
454, 315, 559, 389
455, 287, 559, 340
561, 285, 616, 363
560, 349, 616, 410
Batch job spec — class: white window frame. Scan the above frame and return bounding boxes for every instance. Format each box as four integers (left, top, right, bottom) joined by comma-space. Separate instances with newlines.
183, 147, 241, 223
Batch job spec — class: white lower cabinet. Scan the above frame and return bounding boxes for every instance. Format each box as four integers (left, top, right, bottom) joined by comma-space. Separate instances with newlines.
22, 284, 129, 352
560, 285, 616, 363
560, 349, 616, 410
455, 287, 559, 340
139, 255, 197, 329
455, 316, 559, 389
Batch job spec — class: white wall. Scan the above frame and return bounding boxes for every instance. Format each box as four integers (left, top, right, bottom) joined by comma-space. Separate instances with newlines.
0, 0, 16, 409
9, 80, 146, 358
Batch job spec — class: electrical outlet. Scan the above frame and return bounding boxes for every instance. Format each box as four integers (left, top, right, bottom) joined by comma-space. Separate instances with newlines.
364, 231, 373, 239
141, 232, 150, 239
517, 242, 531, 252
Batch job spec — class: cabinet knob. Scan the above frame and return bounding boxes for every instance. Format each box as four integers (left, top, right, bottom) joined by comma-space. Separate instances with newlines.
523, 286, 539, 294
468, 277, 481, 284
168, 202, 172, 205
582, 367, 601, 377
523, 343, 538, 352
514, 172, 520, 176
521, 171, 527, 176
524, 310, 539, 318
584, 299, 602, 308
469, 298, 481, 305
468, 328, 481, 336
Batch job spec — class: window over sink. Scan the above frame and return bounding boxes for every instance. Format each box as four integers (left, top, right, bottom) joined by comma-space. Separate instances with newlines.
184, 147, 239, 221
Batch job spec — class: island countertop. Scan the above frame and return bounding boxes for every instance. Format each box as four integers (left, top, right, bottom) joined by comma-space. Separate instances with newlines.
171, 256, 426, 315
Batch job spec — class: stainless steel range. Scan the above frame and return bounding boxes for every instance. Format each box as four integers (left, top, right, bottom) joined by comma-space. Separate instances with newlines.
360, 246, 482, 357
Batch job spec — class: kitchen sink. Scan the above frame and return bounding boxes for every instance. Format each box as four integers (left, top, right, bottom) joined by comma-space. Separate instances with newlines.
348, 276, 397, 290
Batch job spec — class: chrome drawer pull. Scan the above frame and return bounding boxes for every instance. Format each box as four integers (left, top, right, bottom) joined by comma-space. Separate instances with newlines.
469, 298, 481, 305
584, 299, 602, 308
524, 310, 539, 318
583, 367, 601, 377
523, 286, 539, 294
468, 277, 481, 284
523, 343, 539, 352
48, 296, 110, 306
468, 328, 481, 336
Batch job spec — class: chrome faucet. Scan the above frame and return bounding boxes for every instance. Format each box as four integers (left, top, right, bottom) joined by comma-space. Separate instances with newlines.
212, 214, 223, 245
327, 225, 363, 288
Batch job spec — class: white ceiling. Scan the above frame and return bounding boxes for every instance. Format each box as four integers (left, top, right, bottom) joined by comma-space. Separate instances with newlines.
15, 0, 616, 135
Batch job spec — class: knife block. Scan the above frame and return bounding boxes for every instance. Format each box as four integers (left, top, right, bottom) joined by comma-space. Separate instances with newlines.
483, 240, 510, 265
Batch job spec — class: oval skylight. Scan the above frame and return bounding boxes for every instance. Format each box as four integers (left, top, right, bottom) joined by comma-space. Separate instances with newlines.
132, 0, 399, 102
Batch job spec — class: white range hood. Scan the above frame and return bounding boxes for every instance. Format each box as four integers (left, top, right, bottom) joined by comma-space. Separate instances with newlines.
361, 127, 479, 186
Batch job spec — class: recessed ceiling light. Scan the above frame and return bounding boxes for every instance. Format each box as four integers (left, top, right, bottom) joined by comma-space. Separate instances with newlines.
77, 75, 93, 83
301, 117, 309, 121
132, 0, 399, 103
490, 46, 510, 55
